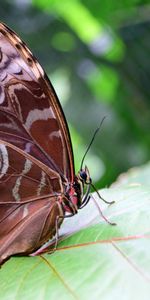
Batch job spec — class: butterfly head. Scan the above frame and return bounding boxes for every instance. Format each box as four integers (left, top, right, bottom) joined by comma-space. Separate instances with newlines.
70, 165, 91, 210
78, 165, 91, 185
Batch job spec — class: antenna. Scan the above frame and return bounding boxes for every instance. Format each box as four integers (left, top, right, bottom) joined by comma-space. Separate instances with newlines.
80, 116, 106, 170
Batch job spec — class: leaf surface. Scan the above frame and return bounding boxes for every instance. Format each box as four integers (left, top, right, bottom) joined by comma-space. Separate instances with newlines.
1, 163, 150, 300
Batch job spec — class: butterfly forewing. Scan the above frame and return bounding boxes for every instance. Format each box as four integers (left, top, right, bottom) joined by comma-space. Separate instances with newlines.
0, 22, 74, 181
0, 23, 77, 264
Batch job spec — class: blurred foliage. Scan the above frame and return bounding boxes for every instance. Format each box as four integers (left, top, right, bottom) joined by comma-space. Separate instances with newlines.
0, 0, 149, 188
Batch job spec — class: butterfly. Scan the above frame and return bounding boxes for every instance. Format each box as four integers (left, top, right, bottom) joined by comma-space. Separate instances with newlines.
0, 23, 114, 265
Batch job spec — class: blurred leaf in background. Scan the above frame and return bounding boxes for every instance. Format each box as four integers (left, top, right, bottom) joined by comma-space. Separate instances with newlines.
0, 0, 149, 189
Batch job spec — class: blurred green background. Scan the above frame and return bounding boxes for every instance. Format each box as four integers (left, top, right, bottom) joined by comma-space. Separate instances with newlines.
1, 0, 149, 189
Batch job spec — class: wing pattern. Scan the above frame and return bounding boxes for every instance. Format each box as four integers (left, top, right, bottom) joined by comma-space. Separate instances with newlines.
0, 23, 75, 264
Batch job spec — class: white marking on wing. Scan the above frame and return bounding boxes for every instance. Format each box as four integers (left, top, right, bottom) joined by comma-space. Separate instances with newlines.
37, 170, 46, 196
22, 205, 29, 218
25, 107, 55, 130
0, 86, 5, 104
48, 130, 61, 140
12, 159, 32, 202
0, 144, 9, 178
25, 142, 32, 153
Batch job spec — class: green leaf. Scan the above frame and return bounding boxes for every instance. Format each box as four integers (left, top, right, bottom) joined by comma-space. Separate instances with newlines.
86, 65, 119, 103
33, 0, 124, 62
33, 0, 101, 43
1, 163, 150, 300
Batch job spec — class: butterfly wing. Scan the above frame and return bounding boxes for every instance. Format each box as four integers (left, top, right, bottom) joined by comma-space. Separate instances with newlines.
0, 23, 74, 263
0, 140, 63, 204
0, 22, 74, 182
0, 140, 64, 264
0, 191, 63, 265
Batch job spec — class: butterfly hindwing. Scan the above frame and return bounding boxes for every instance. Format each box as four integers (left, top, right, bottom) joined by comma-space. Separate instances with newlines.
0, 140, 63, 204
0, 194, 63, 264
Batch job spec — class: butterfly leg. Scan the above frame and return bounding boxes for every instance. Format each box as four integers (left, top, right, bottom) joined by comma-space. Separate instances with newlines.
91, 183, 115, 205
91, 194, 116, 226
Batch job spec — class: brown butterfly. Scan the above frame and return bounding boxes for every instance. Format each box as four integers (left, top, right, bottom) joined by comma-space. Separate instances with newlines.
0, 23, 114, 265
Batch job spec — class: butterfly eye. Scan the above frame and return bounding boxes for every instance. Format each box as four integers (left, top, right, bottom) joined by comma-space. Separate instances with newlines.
79, 170, 87, 182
